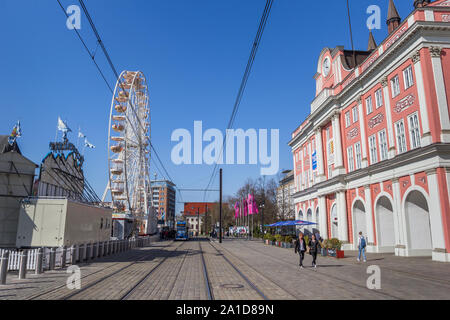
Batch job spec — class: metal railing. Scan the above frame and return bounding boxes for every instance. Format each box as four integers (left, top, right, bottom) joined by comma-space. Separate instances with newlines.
0, 236, 152, 285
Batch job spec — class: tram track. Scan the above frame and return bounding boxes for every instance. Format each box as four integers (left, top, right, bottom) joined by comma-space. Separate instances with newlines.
27, 242, 174, 300
199, 240, 214, 300
236, 240, 406, 300
120, 240, 190, 300
203, 240, 269, 300
209, 240, 299, 299
48, 241, 180, 300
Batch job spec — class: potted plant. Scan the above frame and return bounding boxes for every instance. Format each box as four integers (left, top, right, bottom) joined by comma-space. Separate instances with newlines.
270, 234, 276, 245
263, 233, 271, 245
284, 236, 293, 249
275, 234, 283, 247
320, 239, 328, 256
326, 238, 344, 258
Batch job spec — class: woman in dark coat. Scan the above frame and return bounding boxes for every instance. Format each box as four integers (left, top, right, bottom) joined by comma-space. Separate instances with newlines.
308, 234, 321, 268
294, 233, 307, 269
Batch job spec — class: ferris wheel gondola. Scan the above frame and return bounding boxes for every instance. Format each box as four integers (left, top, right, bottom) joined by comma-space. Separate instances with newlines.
106, 71, 151, 220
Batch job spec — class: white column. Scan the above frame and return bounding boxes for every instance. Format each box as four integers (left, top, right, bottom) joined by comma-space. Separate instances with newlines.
309, 142, 313, 184
315, 128, 325, 181
429, 47, 450, 143
364, 185, 375, 247
332, 112, 345, 175
381, 77, 396, 158
426, 169, 448, 261
318, 196, 328, 239
357, 97, 369, 168
392, 178, 407, 256
336, 191, 348, 242
410, 50, 432, 146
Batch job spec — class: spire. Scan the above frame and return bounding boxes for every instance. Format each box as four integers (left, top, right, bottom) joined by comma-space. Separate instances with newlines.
367, 31, 377, 51
387, 0, 401, 34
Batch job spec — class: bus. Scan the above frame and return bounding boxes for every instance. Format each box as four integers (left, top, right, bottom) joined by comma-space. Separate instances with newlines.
175, 221, 189, 241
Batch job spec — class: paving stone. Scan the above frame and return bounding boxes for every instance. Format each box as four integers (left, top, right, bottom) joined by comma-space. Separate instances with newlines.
1, 238, 449, 300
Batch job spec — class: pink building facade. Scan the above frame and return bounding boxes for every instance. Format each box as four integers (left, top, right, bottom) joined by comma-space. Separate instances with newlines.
289, 0, 450, 262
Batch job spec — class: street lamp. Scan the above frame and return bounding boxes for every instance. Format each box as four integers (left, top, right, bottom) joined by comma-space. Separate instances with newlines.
259, 203, 265, 238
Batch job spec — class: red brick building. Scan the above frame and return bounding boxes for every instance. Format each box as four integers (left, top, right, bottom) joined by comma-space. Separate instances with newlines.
289, 0, 450, 262
183, 202, 214, 234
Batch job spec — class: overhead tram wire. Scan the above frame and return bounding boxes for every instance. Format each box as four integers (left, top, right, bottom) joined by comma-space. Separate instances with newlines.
203, 0, 274, 201
78, 0, 120, 80
346, 0, 357, 68
56, 0, 114, 94
204, 0, 274, 197
150, 156, 166, 180
57, 0, 183, 202
78, 0, 185, 203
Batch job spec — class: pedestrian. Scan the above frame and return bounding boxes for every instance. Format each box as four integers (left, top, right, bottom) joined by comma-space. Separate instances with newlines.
314, 231, 322, 243
308, 234, 321, 268
357, 231, 367, 262
294, 232, 307, 269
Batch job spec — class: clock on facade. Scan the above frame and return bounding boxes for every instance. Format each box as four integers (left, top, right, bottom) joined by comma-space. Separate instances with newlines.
322, 57, 331, 77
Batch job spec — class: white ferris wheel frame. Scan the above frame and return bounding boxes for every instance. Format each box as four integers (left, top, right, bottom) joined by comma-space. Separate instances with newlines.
105, 70, 151, 219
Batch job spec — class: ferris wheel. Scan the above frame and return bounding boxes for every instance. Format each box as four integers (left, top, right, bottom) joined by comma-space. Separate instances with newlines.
106, 70, 151, 218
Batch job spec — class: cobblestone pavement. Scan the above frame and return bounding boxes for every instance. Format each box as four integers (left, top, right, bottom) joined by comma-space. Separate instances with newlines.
218, 238, 450, 300
1, 238, 449, 300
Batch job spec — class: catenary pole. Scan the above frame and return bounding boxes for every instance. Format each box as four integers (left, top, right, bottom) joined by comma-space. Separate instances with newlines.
219, 169, 223, 243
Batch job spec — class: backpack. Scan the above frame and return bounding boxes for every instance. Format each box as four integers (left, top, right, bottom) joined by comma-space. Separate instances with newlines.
360, 237, 366, 248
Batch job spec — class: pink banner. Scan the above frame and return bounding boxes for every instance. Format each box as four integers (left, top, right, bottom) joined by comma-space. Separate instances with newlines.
248, 194, 253, 215
234, 201, 240, 218
247, 194, 259, 215
243, 198, 248, 216
253, 198, 259, 214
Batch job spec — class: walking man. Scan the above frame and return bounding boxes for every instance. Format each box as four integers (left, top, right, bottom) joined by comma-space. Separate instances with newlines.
308, 234, 321, 268
294, 233, 307, 269
357, 231, 367, 262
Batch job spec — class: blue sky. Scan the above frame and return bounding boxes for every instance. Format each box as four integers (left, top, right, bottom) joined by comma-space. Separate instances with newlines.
0, 0, 416, 214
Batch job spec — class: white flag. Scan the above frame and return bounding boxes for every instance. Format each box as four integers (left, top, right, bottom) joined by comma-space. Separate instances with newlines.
57, 117, 72, 133
78, 130, 86, 139
84, 138, 96, 149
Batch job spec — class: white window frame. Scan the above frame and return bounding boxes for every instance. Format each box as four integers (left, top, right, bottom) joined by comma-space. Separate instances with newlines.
355, 142, 362, 170
375, 89, 383, 108
366, 96, 373, 115
347, 146, 354, 172
345, 111, 351, 128
408, 112, 421, 150
403, 65, 414, 90
378, 129, 388, 161
369, 134, 378, 165
391, 75, 401, 98
395, 119, 407, 154
352, 106, 358, 123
